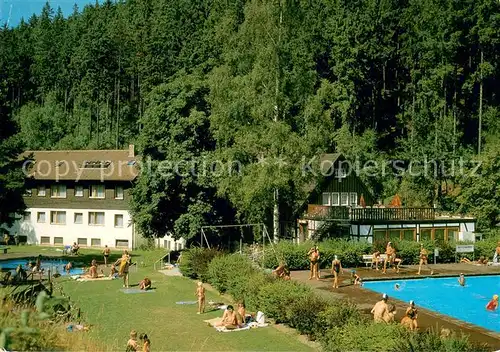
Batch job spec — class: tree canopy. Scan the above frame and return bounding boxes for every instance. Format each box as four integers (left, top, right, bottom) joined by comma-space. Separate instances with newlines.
1, 0, 499, 238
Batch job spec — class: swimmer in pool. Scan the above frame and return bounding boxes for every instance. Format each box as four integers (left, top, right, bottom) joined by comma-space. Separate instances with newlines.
486, 295, 499, 311
395, 283, 401, 290
458, 273, 465, 287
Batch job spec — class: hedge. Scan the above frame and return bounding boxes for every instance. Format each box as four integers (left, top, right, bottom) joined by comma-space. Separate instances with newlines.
257, 237, 500, 269
178, 247, 223, 281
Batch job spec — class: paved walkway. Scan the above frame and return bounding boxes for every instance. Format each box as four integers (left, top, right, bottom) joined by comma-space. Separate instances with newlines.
293, 263, 500, 349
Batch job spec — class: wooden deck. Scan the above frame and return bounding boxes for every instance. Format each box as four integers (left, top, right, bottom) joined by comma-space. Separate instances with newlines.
305, 205, 435, 222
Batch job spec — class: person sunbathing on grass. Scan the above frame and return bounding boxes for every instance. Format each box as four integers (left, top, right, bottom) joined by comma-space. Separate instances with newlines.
139, 277, 152, 290
215, 305, 238, 328
84, 260, 98, 279
237, 302, 248, 323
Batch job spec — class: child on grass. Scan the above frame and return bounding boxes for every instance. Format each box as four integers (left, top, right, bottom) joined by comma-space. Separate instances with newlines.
196, 281, 205, 314
126, 330, 138, 352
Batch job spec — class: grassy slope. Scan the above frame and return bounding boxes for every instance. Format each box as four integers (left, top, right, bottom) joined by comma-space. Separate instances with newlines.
3, 246, 312, 351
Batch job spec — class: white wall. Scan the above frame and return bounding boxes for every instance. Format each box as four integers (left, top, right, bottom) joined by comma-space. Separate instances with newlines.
12, 207, 134, 249
157, 235, 186, 250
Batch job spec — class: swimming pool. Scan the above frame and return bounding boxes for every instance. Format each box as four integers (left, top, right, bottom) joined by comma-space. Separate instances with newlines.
0, 258, 84, 276
363, 275, 500, 333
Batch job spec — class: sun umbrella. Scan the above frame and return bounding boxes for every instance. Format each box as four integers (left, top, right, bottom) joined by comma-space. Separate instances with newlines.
359, 194, 366, 208
389, 194, 402, 207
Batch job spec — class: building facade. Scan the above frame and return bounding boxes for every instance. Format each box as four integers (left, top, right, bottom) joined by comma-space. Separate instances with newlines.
299, 154, 476, 244
6, 146, 185, 250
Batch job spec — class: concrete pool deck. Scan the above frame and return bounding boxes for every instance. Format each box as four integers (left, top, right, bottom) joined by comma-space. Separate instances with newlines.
293, 263, 500, 349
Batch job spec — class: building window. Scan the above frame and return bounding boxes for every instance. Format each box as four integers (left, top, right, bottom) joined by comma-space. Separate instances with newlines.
116, 239, 129, 248
40, 236, 50, 245
114, 214, 124, 228
50, 211, 66, 225
75, 185, 84, 197
54, 237, 64, 245
89, 212, 105, 226
349, 192, 358, 206
77, 238, 87, 246
321, 192, 331, 206
90, 185, 105, 199
332, 193, 340, 206
37, 185, 46, 196
340, 193, 349, 206
37, 212, 46, 223
91, 238, 101, 247
51, 184, 67, 198
74, 213, 83, 224
23, 212, 31, 221
115, 186, 124, 200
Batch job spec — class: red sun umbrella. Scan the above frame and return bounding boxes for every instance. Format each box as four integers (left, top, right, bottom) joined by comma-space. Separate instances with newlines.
359, 194, 366, 208
389, 194, 402, 207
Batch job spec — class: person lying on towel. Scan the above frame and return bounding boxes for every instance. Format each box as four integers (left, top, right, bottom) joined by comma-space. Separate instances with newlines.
215, 305, 239, 329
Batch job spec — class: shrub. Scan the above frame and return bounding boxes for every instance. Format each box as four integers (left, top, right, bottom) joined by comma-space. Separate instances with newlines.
316, 299, 366, 335
319, 322, 406, 352
178, 247, 223, 281
261, 239, 371, 270
207, 254, 255, 294
394, 329, 489, 352
286, 294, 328, 339
238, 271, 274, 312
256, 279, 312, 323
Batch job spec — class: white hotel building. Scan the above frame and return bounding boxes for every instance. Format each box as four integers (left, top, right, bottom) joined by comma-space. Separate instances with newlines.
8, 145, 185, 250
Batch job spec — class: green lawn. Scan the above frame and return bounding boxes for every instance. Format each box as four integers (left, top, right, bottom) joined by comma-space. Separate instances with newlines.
2, 246, 313, 351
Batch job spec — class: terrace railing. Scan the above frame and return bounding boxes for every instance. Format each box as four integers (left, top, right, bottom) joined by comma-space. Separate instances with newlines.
305, 205, 435, 221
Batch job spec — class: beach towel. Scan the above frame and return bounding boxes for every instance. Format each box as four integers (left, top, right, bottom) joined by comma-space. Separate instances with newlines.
176, 301, 198, 305
215, 325, 251, 332
120, 288, 156, 294
76, 277, 113, 282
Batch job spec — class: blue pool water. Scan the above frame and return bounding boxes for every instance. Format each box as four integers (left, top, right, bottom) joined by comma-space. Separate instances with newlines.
364, 276, 500, 333
0, 258, 83, 276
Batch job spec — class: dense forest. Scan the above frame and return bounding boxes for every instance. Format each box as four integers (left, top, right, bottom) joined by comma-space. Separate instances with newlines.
0, 0, 499, 240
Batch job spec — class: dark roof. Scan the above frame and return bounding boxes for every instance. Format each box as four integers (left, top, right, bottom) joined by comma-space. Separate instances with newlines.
304, 153, 343, 194
22, 149, 139, 182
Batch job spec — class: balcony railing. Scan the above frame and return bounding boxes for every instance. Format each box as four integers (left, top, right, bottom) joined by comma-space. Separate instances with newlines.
306, 204, 435, 221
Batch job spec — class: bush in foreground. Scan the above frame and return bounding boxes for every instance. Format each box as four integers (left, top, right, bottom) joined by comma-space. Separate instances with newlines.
178, 247, 223, 281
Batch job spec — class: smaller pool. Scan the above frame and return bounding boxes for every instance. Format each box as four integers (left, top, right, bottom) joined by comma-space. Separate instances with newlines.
0, 258, 84, 276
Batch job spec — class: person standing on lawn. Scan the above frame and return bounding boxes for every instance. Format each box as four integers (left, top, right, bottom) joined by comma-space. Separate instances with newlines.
103, 245, 111, 266
307, 246, 320, 280
117, 250, 131, 288
195, 281, 205, 314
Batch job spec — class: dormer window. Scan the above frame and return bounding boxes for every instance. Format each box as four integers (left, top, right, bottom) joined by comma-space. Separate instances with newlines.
82, 160, 111, 169
90, 185, 105, 199
51, 184, 67, 198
